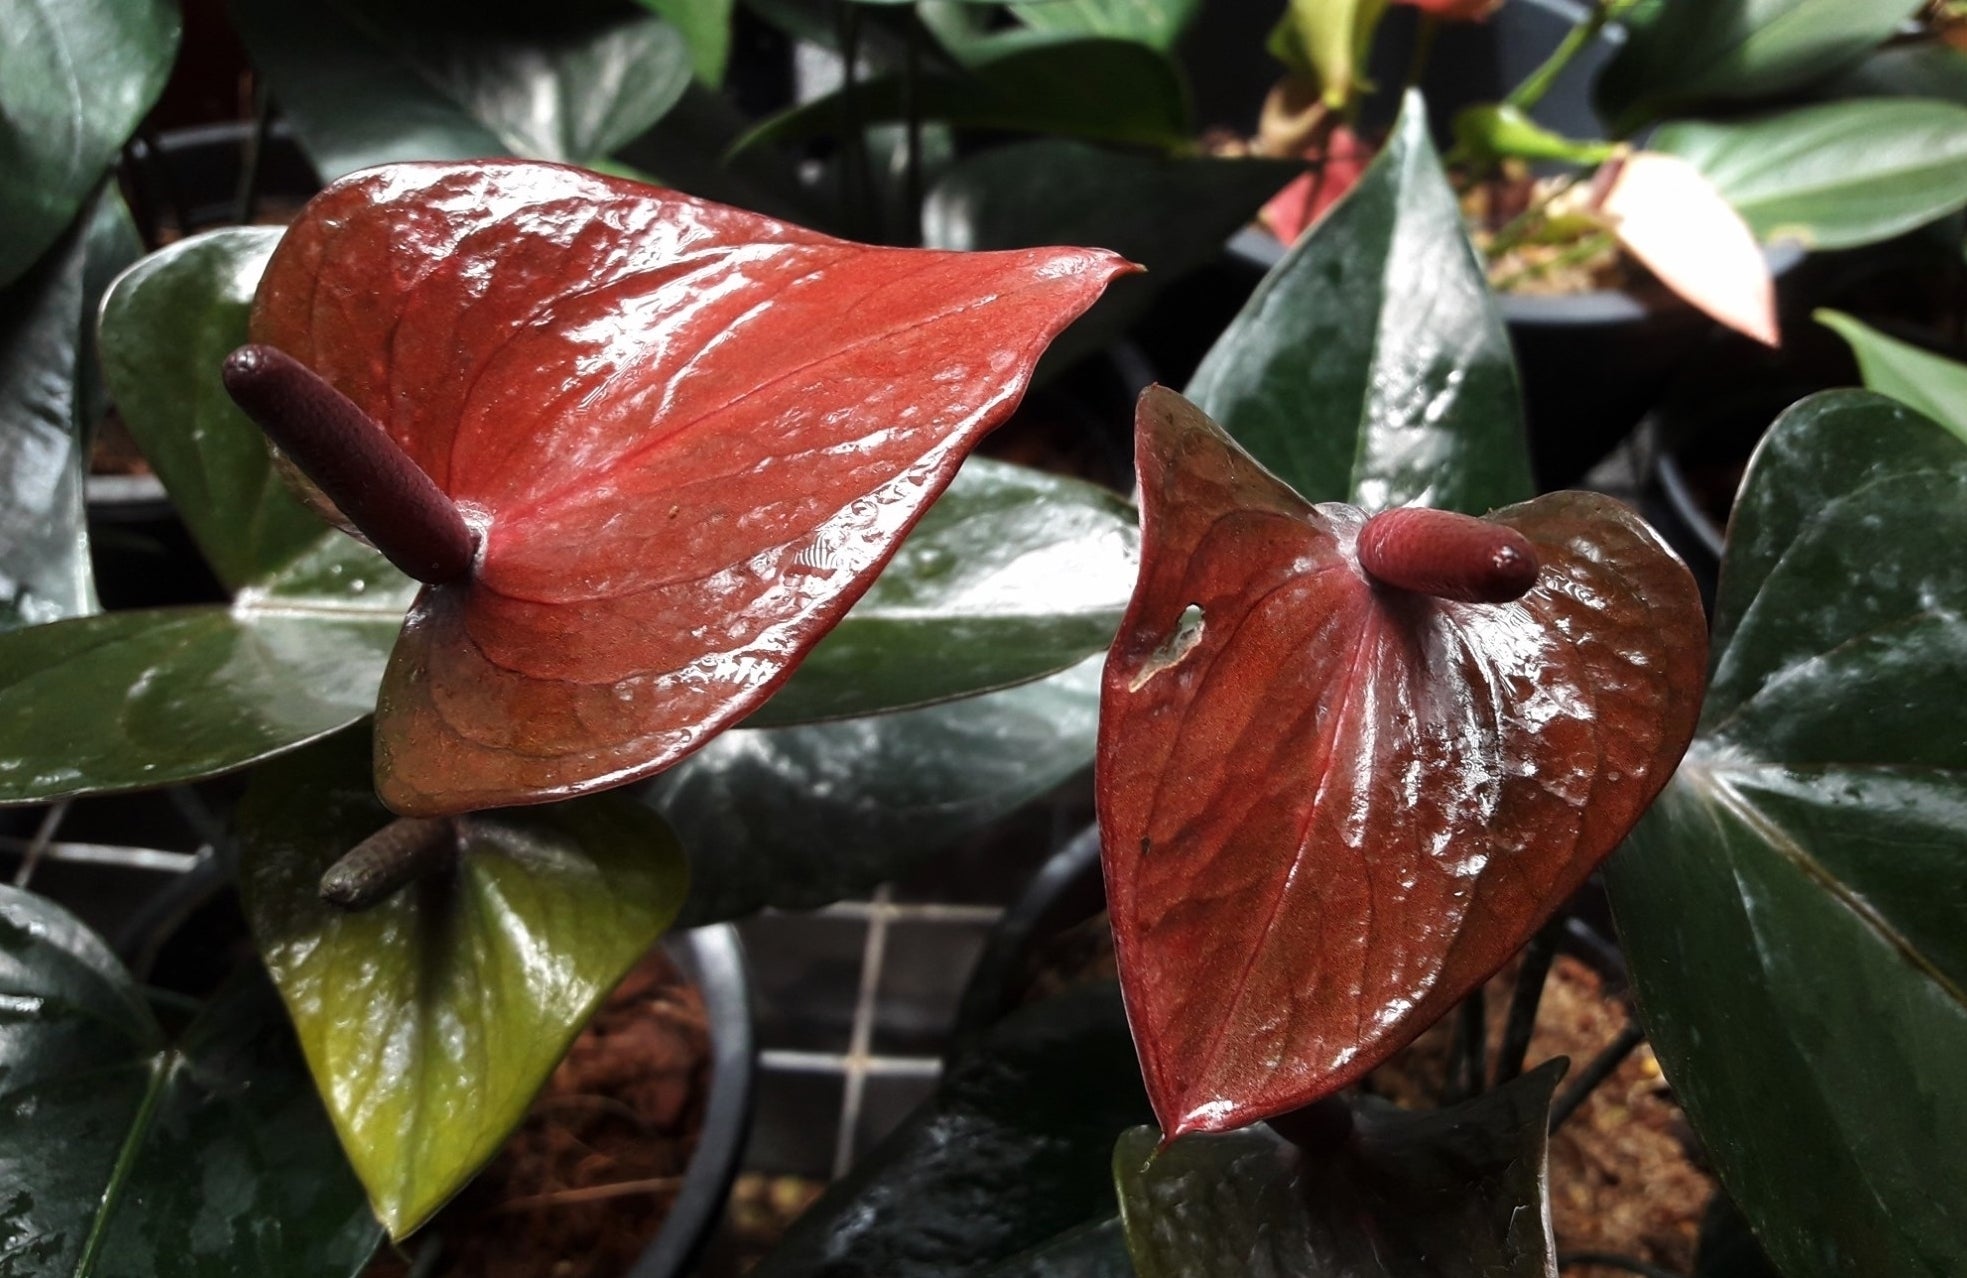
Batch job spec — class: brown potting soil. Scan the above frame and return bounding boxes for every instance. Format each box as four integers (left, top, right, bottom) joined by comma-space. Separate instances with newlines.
366, 947, 711, 1278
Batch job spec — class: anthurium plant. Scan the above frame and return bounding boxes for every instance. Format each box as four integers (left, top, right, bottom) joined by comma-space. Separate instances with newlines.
0, 2, 1961, 1276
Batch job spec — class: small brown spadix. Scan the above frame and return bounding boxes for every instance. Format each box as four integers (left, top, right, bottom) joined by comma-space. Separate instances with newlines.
320, 817, 457, 910
222, 344, 475, 584
1356, 507, 1539, 604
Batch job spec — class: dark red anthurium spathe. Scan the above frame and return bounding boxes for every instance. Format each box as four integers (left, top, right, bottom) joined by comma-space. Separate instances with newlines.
1097, 387, 1706, 1139
243, 160, 1134, 817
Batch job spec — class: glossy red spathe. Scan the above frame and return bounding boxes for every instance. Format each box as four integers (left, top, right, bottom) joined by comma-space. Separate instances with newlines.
250, 160, 1133, 816
1097, 388, 1705, 1138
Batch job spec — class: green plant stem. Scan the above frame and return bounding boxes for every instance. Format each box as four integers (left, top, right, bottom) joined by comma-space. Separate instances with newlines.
1548, 1018, 1645, 1131
1402, 14, 1440, 95
1504, 0, 1643, 114
836, 0, 871, 239
903, 7, 923, 246
1478, 170, 1585, 257
1487, 229, 1614, 294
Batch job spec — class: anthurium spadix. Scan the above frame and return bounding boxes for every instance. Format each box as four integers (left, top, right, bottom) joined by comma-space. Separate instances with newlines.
225, 160, 1134, 817
1097, 388, 1708, 1137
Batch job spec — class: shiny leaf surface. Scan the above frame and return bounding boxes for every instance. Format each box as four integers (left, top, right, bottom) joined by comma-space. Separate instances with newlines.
1596, 0, 1920, 132
982, 1218, 1134, 1278
0, 189, 139, 629
1602, 151, 1779, 347
0, 888, 381, 1276
0, 536, 413, 804
753, 984, 1152, 1278
734, 37, 1189, 154
1816, 310, 1967, 443
1099, 389, 1705, 1136
99, 227, 331, 590
229, 0, 690, 180
657, 657, 1100, 925
238, 728, 689, 1239
924, 142, 1297, 370
1009, 0, 1199, 51
1608, 391, 1967, 1278
748, 460, 1135, 726
251, 161, 1129, 816
636, 0, 733, 84
0, 0, 176, 287
1113, 1061, 1564, 1277
1654, 100, 1967, 250
1186, 92, 1533, 516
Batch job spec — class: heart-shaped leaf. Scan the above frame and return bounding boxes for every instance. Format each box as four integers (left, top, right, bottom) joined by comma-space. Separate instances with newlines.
657, 656, 1101, 925
237, 728, 690, 1239
249, 160, 1129, 816
1595, 0, 1921, 133
1817, 309, 1967, 443
635, 0, 734, 84
0, 887, 381, 1276
1607, 391, 1967, 1278
0, 0, 175, 288
1186, 91, 1534, 516
1653, 100, 1967, 251
1112, 1060, 1565, 1277
1, 188, 141, 630
1098, 388, 1705, 1136
745, 459, 1136, 727
230, 0, 691, 181
1008, 0, 1199, 51
753, 984, 1152, 1278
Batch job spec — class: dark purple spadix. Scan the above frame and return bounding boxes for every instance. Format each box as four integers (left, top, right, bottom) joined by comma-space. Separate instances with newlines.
222, 344, 475, 584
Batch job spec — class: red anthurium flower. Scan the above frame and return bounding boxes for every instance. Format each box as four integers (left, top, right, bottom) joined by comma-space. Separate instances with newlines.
239, 161, 1133, 816
1398, 0, 1504, 19
1097, 388, 1705, 1138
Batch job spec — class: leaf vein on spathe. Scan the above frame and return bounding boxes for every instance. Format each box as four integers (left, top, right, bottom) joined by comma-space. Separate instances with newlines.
1682, 763, 1967, 1014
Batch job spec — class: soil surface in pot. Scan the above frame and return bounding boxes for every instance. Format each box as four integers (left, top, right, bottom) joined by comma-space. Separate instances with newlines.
366, 947, 711, 1278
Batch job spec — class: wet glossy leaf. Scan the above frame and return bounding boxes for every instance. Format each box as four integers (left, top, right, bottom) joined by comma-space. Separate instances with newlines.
924, 142, 1296, 370
754, 984, 1152, 1278
0, 0, 176, 288
748, 460, 1134, 726
99, 228, 330, 590
1596, 0, 1920, 132
0, 536, 414, 805
983, 1218, 1134, 1277
636, 0, 733, 84
0, 189, 140, 630
238, 728, 689, 1239
658, 657, 1100, 925
1099, 389, 1705, 1136
734, 37, 1190, 154
0, 887, 381, 1276
1113, 1060, 1564, 1277
1608, 391, 1967, 1278
251, 161, 1129, 816
1008, 0, 1199, 51
1603, 151, 1779, 347
1654, 100, 1967, 250
1816, 310, 1967, 443
1187, 92, 1533, 517
230, 0, 691, 180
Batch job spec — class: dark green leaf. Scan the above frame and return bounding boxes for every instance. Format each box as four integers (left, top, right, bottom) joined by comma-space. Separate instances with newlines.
230, 0, 691, 179
755, 984, 1153, 1278
1695, 1192, 1784, 1278
658, 657, 1100, 925
1654, 100, 1967, 250
98, 227, 329, 590
1816, 309, 1967, 443
1008, 0, 1199, 51
749, 459, 1134, 726
734, 37, 1190, 155
1823, 41, 1967, 106
1596, 0, 1921, 133
0, 189, 140, 630
924, 142, 1295, 370
238, 729, 690, 1239
0, 536, 413, 805
0, 0, 176, 288
1114, 1061, 1565, 1278
1609, 391, 1967, 1278
1186, 90, 1533, 514
0, 887, 381, 1276
637, 0, 733, 83
983, 1218, 1135, 1278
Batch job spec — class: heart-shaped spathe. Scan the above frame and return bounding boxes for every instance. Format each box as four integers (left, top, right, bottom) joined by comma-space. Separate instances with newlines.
249, 160, 1133, 816
1097, 387, 1707, 1137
